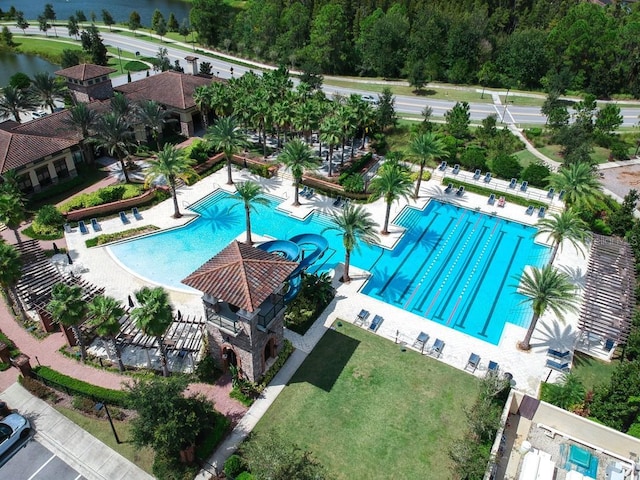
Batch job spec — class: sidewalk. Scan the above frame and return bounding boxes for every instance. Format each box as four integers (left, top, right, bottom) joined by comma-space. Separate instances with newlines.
0, 382, 153, 480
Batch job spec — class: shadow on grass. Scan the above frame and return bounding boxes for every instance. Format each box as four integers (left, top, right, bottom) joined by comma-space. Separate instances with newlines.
289, 326, 359, 392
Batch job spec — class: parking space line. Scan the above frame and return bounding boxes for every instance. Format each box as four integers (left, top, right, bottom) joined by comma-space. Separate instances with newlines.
74, 475, 82, 480
27, 453, 55, 480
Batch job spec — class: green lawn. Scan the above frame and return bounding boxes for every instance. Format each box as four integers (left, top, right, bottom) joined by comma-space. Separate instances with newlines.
54, 406, 155, 473
514, 149, 540, 168
572, 352, 618, 391
253, 322, 479, 479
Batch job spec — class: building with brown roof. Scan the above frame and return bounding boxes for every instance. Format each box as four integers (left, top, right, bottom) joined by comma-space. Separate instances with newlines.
183, 241, 298, 382
55, 64, 117, 103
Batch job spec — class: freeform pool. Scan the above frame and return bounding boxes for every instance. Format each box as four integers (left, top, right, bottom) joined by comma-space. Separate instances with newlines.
109, 191, 549, 344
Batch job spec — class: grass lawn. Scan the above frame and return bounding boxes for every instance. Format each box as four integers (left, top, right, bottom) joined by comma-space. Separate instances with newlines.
14, 36, 82, 62
514, 149, 540, 168
572, 352, 618, 391
253, 321, 479, 479
54, 406, 155, 473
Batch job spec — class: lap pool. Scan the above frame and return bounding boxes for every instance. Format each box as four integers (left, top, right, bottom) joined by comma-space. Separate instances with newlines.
108, 190, 549, 345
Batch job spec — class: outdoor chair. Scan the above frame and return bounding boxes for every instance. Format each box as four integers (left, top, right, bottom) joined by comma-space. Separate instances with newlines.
368, 315, 383, 332
78, 220, 89, 235
473, 169, 481, 180
484, 172, 492, 183
538, 206, 546, 218
132, 207, 143, 221
90, 218, 101, 232
487, 361, 499, 376
64, 223, 72, 233
488, 193, 496, 205
520, 181, 528, 192
547, 187, 555, 199
547, 348, 570, 359
333, 196, 343, 207
452, 164, 460, 175
508, 178, 517, 189
342, 198, 351, 209
604, 338, 615, 351
525, 205, 534, 216
444, 183, 454, 194
558, 190, 566, 201
438, 161, 447, 171
466, 353, 481, 373
355, 309, 370, 326
431, 338, 445, 358
306, 188, 315, 199
119, 211, 130, 224
546, 359, 570, 372
413, 332, 429, 353
498, 197, 506, 208
456, 186, 465, 197
300, 186, 309, 198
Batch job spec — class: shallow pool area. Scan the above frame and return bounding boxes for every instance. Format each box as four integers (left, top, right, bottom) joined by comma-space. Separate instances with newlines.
108, 190, 549, 345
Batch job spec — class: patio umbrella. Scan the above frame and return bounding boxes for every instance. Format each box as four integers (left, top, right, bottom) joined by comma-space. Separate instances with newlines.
66, 253, 73, 265
52, 243, 59, 254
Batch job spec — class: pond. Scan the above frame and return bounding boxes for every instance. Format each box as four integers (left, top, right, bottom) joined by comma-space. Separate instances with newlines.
0, 50, 59, 87
0, 0, 192, 27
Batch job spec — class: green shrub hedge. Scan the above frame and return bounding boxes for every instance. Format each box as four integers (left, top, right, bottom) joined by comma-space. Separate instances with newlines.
28, 175, 87, 205
33, 366, 130, 406
59, 184, 146, 213
85, 225, 160, 247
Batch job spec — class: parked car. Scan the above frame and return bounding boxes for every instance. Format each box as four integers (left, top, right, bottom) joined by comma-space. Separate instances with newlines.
32, 110, 47, 118
0, 413, 31, 465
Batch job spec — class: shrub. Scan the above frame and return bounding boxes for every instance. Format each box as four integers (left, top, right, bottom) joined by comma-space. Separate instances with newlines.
98, 185, 126, 203
490, 153, 523, 180
194, 355, 220, 384
410, 170, 431, 182
0, 362, 9, 372
459, 146, 487, 171
181, 170, 200, 186
187, 140, 210, 164
59, 184, 145, 213
236, 473, 255, 480
610, 140, 630, 161
19, 375, 57, 401
224, 454, 245, 478
152, 452, 199, 480
521, 162, 551, 188
340, 174, 364, 193
627, 422, 640, 439
31, 205, 66, 236
524, 127, 543, 139
27, 175, 87, 205
259, 339, 294, 388
85, 225, 159, 247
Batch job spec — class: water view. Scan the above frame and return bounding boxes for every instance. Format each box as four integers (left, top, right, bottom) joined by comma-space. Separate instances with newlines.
0, 50, 59, 87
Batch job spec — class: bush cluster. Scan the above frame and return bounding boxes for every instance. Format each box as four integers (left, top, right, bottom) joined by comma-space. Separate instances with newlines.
59, 184, 145, 213
19, 375, 57, 401
284, 273, 335, 335
31, 205, 66, 237
85, 225, 160, 247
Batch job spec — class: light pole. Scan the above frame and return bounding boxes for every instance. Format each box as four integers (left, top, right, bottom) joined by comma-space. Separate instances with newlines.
502, 88, 511, 124
117, 47, 123, 73
95, 402, 121, 444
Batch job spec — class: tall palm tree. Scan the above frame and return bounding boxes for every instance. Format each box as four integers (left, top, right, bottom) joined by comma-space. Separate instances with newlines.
92, 112, 136, 183
0, 241, 26, 321
320, 116, 342, 177
205, 116, 248, 185
337, 103, 355, 165
517, 264, 578, 350
0, 190, 26, 244
47, 283, 88, 362
64, 103, 98, 163
323, 204, 379, 283
232, 181, 269, 245
547, 162, 603, 209
29, 72, 66, 113
137, 100, 176, 151
88, 295, 126, 372
537, 209, 590, 263
110, 92, 136, 121
293, 100, 317, 144
368, 161, 414, 235
131, 286, 174, 377
409, 132, 449, 199
145, 145, 195, 218
193, 85, 212, 129
278, 139, 317, 206
0, 85, 36, 123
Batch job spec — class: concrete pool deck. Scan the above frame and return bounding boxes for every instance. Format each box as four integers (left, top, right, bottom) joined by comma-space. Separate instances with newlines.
64, 164, 586, 397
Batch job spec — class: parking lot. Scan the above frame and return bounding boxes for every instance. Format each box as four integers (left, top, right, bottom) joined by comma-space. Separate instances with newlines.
1, 438, 86, 480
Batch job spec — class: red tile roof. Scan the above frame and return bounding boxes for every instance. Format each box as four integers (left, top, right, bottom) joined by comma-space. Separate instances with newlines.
114, 71, 213, 110
55, 64, 116, 81
182, 241, 298, 313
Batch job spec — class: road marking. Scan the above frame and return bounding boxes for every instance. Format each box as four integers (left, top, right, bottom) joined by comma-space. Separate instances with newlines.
27, 453, 56, 480
74, 474, 83, 480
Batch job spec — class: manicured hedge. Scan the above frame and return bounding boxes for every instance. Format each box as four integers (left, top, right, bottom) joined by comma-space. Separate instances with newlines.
33, 366, 129, 407
59, 185, 146, 213
85, 225, 159, 247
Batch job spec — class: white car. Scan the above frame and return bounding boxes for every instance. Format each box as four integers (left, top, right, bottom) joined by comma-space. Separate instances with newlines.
32, 110, 47, 119
0, 413, 31, 466
361, 94, 376, 103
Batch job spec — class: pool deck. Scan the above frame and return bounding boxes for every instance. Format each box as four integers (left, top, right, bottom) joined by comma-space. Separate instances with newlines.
65, 164, 586, 397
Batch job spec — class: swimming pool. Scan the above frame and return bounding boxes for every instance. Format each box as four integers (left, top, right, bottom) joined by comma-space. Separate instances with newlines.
108, 191, 549, 344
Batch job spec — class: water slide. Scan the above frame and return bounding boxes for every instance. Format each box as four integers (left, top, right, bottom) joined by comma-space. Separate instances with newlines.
257, 233, 329, 303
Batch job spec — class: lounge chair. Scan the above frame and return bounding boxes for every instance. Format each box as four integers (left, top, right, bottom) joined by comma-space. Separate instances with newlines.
520, 181, 528, 192
604, 338, 615, 351
306, 188, 315, 199
413, 332, 429, 353
132, 207, 143, 220
488, 193, 496, 205
547, 348, 570, 359
78, 220, 89, 235
90, 218, 101, 232
538, 206, 546, 218
508, 178, 517, 189
484, 172, 492, 183
558, 190, 566, 201
466, 353, 481, 373
487, 361, 499, 376
473, 169, 481, 180
546, 359, 570, 372
300, 186, 309, 198
342, 198, 351, 209
456, 186, 465, 197
444, 183, 454, 194
452, 164, 460, 175
431, 338, 445, 358
525, 205, 534, 215
119, 211, 130, 224
547, 187, 555, 199
369, 314, 383, 332
355, 309, 370, 326
333, 195, 343, 207
498, 196, 506, 208
63, 223, 72, 233
438, 161, 447, 171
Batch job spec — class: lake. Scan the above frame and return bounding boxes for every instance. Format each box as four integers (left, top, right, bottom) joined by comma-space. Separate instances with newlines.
0, 0, 192, 27
0, 50, 59, 87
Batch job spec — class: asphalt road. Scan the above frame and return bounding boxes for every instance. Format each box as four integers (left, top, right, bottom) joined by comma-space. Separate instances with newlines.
1, 438, 86, 480
9, 26, 640, 127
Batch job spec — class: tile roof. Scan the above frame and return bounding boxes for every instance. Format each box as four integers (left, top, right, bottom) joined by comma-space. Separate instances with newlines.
114, 71, 213, 110
55, 64, 117, 81
182, 241, 298, 313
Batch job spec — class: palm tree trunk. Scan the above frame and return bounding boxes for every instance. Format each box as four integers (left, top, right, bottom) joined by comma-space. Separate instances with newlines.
157, 335, 170, 377
520, 313, 540, 351
414, 162, 425, 199
341, 139, 345, 166
350, 136, 356, 159
361, 130, 366, 149
111, 337, 125, 372
11, 227, 21, 246
343, 249, 351, 283
9, 285, 27, 322
226, 156, 234, 185
328, 146, 334, 177
72, 325, 87, 362
293, 179, 300, 207
550, 242, 559, 265
118, 155, 131, 183
382, 201, 392, 235
245, 205, 253, 245
170, 180, 181, 218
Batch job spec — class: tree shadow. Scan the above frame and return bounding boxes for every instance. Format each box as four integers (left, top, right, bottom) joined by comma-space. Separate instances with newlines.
531, 318, 578, 351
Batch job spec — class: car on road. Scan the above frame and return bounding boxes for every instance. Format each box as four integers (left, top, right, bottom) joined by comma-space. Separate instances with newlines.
0, 413, 31, 466
361, 94, 376, 103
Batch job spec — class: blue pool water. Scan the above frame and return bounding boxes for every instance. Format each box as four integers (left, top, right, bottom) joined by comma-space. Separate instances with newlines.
109, 191, 549, 344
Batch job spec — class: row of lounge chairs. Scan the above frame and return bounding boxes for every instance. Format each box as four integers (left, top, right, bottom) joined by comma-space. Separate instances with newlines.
545, 347, 572, 372
299, 186, 315, 199
525, 205, 546, 218
332, 196, 351, 209
487, 194, 506, 207
444, 183, 465, 197
76, 208, 143, 235
355, 309, 384, 332
120, 208, 143, 224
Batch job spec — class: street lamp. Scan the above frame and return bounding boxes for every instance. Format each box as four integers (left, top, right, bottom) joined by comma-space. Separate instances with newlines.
502, 88, 511, 123
117, 47, 123, 73
95, 402, 121, 444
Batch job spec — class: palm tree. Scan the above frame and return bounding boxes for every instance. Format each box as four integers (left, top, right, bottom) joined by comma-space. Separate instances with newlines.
320, 116, 342, 177
193, 85, 212, 129
92, 112, 136, 183
205, 116, 248, 185
232, 181, 269, 245
145, 145, 195, 219
0, 241, 26, 321
29, 72, 66, 113
131, 286, 174, 377
47, 283, 88, 362
368, 162, 414, 235
88, 295, 126, 372
278, 139, 317, 206
547, 162, 603, 209
137, 100, 176, 151
545, 373, 586, 410
537, 209, 590, 263
0, 190, 26, 244
110, 92, 136, 121
64, 103, 98, 163
517, 264, 578, 351
409, 132, 449, 198
0, 85, 36, 123
323, 204, 380, 283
